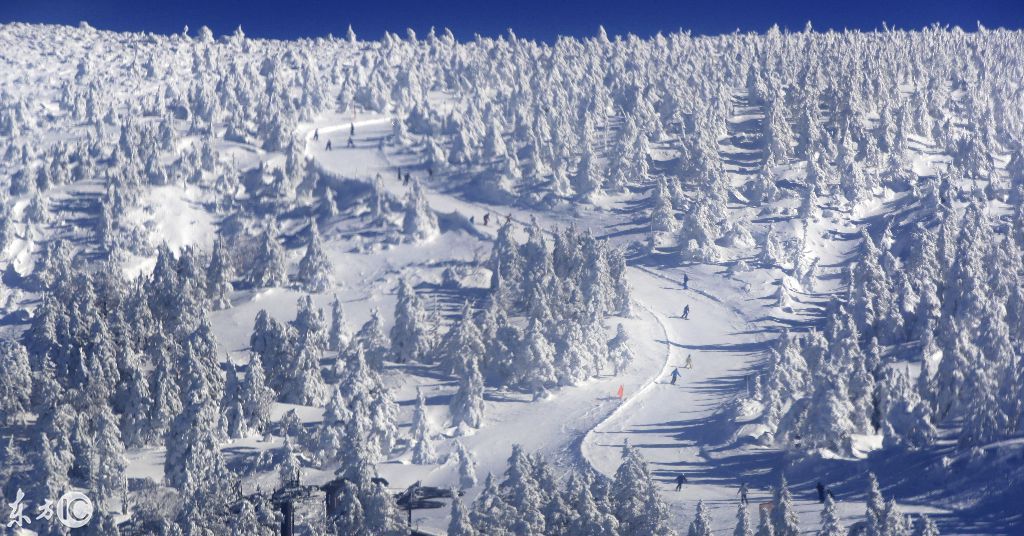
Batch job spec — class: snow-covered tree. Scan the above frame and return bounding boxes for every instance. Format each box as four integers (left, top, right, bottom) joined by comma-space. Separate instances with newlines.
448, 492, 479, 536
328, 294, 349, 352
514, 318, 557, 399
913, 515, 939, 536
402, 180, 439, 242
688, 500, 713, 536
297, 220, 333, 292
390, 278, 432, 362
0, 341, 31, 425
771, 476, 800, 536
352, 310, 390, 370
206, 236, 234, 309
410, 387, 437, 464
454, 439, 478, 489
92, 404, 126, 504
278, 434, 302, 485
819, 494, 846, 536
437, 302, 486, 375
249, 224, 287, 288
613, 442, 674, 536
865, 473, 886, 536
450, 354, 485, 433
734, 501, 753, 536
240, 353, 275, 435
608, 323, 635, 375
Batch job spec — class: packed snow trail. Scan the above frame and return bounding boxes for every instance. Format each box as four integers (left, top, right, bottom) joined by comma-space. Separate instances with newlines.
580, 263, 779, 528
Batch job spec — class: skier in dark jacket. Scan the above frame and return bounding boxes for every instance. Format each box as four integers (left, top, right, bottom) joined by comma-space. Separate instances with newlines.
738, 482, 749, 505
675, 474, 688, 491
313, 129, 319, 141
483, 213, 491, 226
670, 367, 680, 385
682, 304, 690, 319
325, 139, 332, 151
816, 482, 825, 503
683, 273, 689, 289
350, 122, 355, 136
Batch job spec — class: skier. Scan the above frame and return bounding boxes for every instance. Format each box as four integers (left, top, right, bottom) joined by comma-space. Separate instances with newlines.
670, 367, 680, 385
404, 172, 411, 186
347, 136, 355, 148
617, 385, 624, 400
683, 273, 689, 289
684, 354, 693, 369
738, 482, 749, 505
674, 473, 688, 492
682, 304, 690, 319
483, 213, 490, 226
325, 139, 332, 151
816, 482, 825, 503
350, 122, 355, 136
313, 129, 319, 141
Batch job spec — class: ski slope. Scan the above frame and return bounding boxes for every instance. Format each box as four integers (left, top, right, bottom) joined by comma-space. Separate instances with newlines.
302, 110, 882, 533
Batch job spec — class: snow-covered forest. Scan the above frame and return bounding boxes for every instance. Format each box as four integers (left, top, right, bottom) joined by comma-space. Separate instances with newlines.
0, 19, 1022, 535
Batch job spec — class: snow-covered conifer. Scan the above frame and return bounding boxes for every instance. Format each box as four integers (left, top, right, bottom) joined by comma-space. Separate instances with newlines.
450, 354, 485, 433
206, 236, 234, 309
734, 501, 753, 536
448, 492, 479, 536
771, 476, 800, 536
250, 224, 287, 288
865, 473, 886, 536
0, 341, 31, 425
913, 515, 939, 536
514, 318, 557, 399
613, 442, 674, 535
402, 180, 439, 242
278, 434, 302, 485
240, 353, 275, 434
454, 439, 478, 489
410, 387, 437, 464
817, 494, 845, 536
352, 310, 390, 370
688, 500, 713, 536
390, 278, 432, 362
608, 323, 635, 375
297, 220, 333, 292
437, 302, 486, 375
328, 294, 349, 352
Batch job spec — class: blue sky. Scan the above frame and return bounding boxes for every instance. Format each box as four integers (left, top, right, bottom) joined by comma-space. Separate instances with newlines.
2, 0, 1023, 42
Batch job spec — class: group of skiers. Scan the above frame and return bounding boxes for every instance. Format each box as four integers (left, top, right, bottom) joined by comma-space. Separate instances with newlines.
680, 273, 691, 319
315, 123, 358, 151
671, 479, 831, 511
669, 354, 694, 385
